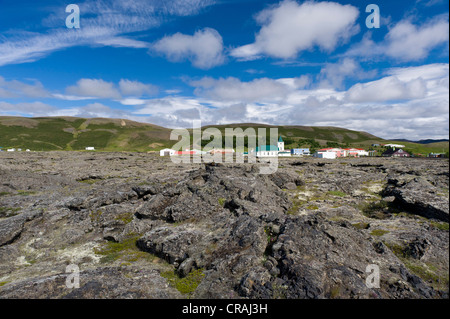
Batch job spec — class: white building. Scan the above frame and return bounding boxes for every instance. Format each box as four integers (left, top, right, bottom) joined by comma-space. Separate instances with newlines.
254, 145, 279, 157
278, 151, 292, 157
85, 147, 95, 151
345, 148, 369, 157
160, 148, 176, 156
314, 151, 337, 159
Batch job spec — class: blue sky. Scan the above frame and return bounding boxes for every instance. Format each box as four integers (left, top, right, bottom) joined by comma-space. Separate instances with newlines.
0, 0, 448, 140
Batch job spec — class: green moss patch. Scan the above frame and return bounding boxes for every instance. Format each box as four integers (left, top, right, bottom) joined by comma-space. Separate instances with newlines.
384, 242, 449, 291
352, 222, 370, 230
327, 190, 347, 197
161, 268, 205, 297
94, 234, 157, 264
370, 229, 390, 237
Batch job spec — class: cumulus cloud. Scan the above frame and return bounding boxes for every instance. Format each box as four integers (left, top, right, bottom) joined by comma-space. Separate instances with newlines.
118, 79, 158, 97
385, 17, 449, 61
231, 0, 359, 60
66, 79, 122, 99
152, 28, 226, 69
318, 58, 377, 89
0, 76, 50, 98
0, 101, 56, 116
190, 76, 309, 102
64, 78, 158, 99
346, 15, 449, 61
346, 76, 427, 102
1, 63, 448, 140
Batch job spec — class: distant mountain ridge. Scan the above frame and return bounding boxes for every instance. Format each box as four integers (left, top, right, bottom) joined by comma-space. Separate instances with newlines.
0, 116, 448, 155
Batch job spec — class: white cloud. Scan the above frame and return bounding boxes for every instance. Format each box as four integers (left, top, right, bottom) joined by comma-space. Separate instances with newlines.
0, 0, 215, 67
385, 18, 449, 61
346, 76, 427, 103
190, 76, 309, 102
346, 15, 449, 62
133, 96, 205, 115
65, 78, 158, 99
318, 58, 377, 89
152, 28, 226, 69
119, 79, 158, 96
1, 63, 448, 140
0, 76, 50, 98
119, 98, 148, 106
0, 101, 56, 116
231, 0, 359, 60
95, 37, 150, 49
66, 78, 122, 99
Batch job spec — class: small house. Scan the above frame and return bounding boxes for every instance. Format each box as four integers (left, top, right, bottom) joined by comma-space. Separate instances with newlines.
316, 148, 345, 157
428, 153, 446, 158
344, 148, 369, 157
160, 148, 176, 156
278, 151, 292, 157
291, 148, 310, 156
209, 148, 235, 154
382, 148, 410, 157
314, 151, 337, 159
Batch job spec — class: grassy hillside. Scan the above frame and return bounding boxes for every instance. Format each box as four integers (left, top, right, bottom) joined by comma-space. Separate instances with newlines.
0, 117, 448, 156
0, 116, 172, 152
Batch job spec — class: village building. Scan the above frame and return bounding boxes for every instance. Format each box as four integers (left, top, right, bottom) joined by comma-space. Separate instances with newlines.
278, 151, 292, 157
428, 153, 447, 158
315, 148, 346, 157
209, 148, 235, 154
314, 150, 337, 159
160, 148, 176, 156
291, 148, 310, 156
344, 148, 369, 157
253, 136, 290, 157
382, 148, 410, 157
254, 145, 279, 157
314, 147, 369, 158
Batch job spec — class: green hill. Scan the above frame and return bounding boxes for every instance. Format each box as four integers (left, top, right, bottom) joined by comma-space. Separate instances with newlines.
0, 116, 448, 156
0, 116, 172, 152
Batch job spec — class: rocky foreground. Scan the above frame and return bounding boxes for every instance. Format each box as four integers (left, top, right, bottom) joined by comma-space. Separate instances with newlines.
0, 152, 448, 299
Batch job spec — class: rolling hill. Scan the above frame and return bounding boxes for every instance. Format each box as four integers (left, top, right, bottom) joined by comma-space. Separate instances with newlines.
0, 116, 448, 156
0, 116, 172, 152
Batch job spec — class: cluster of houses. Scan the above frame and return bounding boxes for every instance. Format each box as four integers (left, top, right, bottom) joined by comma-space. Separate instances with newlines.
158, 136, 450, 159
0, 147, 96, 152
313, 147, 370, 159
160, 137, 372, 159
159, 148, 235, 156
0, 148, 31, 152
